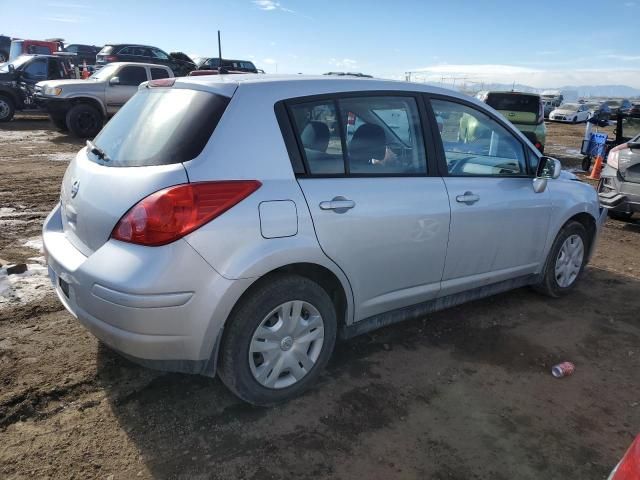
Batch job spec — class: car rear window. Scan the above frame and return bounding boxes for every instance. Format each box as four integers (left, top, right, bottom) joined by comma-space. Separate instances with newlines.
89, 87, 230, 167
486, 93, 540, 114
98, 46, 113, 55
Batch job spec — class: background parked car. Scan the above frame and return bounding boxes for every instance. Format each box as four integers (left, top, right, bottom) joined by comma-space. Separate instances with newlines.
604, 99, 632, 119
627, 102, 640, 116
96, 44, 195, 76
197, 57, 258, 73
477, 90, 546, 152
0, 54, 75, 122
8, 38, 63, 61
543, 99, 556, 118
64, 44, 100, 65
0, 34, 10, 62
584, 101, 611, 123
35, 61, 173, 137
549, 103, 591, 123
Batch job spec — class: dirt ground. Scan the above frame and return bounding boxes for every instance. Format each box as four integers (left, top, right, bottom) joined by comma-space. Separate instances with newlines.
0, 116, 639, 480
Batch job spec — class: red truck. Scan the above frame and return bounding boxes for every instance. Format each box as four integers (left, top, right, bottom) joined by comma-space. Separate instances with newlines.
8, 38, 63, 61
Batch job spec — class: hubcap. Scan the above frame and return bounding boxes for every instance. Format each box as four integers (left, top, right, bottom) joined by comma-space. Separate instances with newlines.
0, 100, 10, 119
555, 234, 584, 288
249, 300, 324, 389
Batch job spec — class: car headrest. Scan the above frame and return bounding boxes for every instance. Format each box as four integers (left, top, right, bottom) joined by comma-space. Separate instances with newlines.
301, 121, 330, 152
349, 123, 386, 165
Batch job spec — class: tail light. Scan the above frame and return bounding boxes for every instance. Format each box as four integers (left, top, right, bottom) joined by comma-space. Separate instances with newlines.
535, 142, 542, 151
609, 435, 640, 480
105, 55, 117, 62
111, 181, 261, 246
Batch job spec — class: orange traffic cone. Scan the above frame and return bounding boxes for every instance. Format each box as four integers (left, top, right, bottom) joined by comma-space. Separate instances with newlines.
588, 154, 604, 180
81, 60, 89, 79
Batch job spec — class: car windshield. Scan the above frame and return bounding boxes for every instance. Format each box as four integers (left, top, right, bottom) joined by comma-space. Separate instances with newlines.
485, 93, 540, 114
90, 87, 230, 166
89, 64, 118, 80
97, 45, 113, 55
0, 55, 33, 72
559, 103, 579, 111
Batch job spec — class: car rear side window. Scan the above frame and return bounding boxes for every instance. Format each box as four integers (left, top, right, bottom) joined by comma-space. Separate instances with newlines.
118, 66, 148, 85
290, 101, 345, 175
151, 68, 170, 79
289, 95, 427, 176
90, 88, 230, 167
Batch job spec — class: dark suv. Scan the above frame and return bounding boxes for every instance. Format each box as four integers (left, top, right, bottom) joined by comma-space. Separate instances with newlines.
96, 44, 195, 76
64, 44, 100, 65
197, 57, 258, 73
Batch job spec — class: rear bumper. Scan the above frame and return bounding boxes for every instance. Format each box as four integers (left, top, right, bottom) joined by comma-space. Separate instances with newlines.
43, 204, 253, 375
598, 166, 640, 213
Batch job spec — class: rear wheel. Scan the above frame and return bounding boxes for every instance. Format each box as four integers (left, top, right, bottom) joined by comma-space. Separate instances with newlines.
582, 156, 592, 172
218, 274, 337, 406
66, 103, 102, 138
0, 95, 15, 122
534, 221, 589, 298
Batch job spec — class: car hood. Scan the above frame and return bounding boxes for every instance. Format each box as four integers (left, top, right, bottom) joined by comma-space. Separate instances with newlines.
38, 78, 104, 92
559, 170, 579, 181
551, 109, 577, 115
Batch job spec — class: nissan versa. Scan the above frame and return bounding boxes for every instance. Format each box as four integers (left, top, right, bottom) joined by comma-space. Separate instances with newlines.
43, 75, 606, 405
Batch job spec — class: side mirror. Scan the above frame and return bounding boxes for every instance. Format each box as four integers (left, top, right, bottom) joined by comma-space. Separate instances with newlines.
533, 156, 561, 193
109, 76, 120, 85
8, 64, 15, 74
536, 156, 561, 179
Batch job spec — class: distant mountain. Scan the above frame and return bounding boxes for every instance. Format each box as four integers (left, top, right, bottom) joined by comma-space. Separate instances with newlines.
557, 85, 640, 99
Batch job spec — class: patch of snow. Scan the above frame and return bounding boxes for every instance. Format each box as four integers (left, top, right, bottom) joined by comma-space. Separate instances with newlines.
0, 263, 53, 309
0, 207, 16, 216
23, 237, 44, 252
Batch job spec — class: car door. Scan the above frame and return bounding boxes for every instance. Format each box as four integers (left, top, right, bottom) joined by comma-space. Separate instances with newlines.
428, 96, 552, 296
289, 94, 451, 321
104, 65, 149, 115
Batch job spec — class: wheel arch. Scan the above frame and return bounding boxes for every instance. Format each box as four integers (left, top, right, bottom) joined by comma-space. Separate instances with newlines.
565, 211, 597, 257
67, 96, 106, 117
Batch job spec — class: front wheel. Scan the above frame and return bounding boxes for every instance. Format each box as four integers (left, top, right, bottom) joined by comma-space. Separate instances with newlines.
572, 116, 578, 124
534, 221, 589, 298
218, 274, 337, 406
66, 103, 102, 138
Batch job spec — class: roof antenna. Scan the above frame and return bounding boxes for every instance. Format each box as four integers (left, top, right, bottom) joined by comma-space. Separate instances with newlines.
217, 30, 227, 74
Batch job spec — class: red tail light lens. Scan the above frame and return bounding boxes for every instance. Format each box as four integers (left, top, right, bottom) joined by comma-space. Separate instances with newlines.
105, 55, 117, 62
111, 181, 261, 246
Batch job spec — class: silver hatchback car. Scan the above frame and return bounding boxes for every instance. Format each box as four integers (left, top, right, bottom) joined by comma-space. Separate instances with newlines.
43, 75, 606, 405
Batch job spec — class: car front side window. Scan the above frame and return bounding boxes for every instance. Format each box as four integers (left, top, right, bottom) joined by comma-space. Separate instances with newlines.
117, 66, 148, 86
431, 99, 526, 176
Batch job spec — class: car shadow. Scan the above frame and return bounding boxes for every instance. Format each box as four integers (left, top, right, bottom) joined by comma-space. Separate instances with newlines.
95, 267, 640, 479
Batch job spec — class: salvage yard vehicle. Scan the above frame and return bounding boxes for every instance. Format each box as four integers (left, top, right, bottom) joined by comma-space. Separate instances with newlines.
197, 57, 258, 73
549, 103, 591, 123
598, 119, 640, 220
43, 75, 606, 406
605, 99, 633, 119
8, 38, 64, 61
96, 44, 195, 77
477, 91, 546, 152
0, 54, 75, 122
64, 44, 100, 65
35, 62, 173, 137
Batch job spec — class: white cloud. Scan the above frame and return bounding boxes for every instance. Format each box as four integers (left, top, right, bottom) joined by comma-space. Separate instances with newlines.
407, 63, 640, 89
253, 0, 293, 12
605, 53, 640, 61
40, 14, 85, 23
262, 58, 277, 64
624, 1, 636, 6
329, 58, 359, 69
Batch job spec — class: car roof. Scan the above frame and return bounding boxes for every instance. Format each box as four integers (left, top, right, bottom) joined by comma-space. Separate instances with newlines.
171, 74, 484, 103
106, 61, 172, 69
485, 90, 541, 98
105, 44, 158, 49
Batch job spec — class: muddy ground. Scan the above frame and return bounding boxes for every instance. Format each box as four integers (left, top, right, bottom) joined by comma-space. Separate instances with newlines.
0, 117, 639, 480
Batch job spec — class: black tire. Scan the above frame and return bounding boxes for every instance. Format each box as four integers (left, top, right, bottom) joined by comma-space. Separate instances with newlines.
0, 94, 15, 122
609, 210, 633, 221
572, 116, 578, 124
65, 103, 102, 138
50, 114, 68, 131
533, 221, 590, 298
582, 156, 592, 172
218, 274, 337, 406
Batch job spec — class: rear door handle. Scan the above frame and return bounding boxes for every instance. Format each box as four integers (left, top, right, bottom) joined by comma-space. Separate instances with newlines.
455, 191, 480, 205
319, 196, 355, 213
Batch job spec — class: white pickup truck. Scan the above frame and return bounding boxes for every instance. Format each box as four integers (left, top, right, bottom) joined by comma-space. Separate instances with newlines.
35, 62, 173, 137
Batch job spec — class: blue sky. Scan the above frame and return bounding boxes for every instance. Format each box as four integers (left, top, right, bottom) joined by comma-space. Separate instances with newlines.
5, 0, 640, 87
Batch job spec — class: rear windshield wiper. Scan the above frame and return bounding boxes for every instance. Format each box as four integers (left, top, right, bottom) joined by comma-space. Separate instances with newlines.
86, 140, 110, 162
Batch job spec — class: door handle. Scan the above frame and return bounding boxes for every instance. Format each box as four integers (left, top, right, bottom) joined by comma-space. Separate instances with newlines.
455, 191, 480, 205
319, 196, 355, 213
